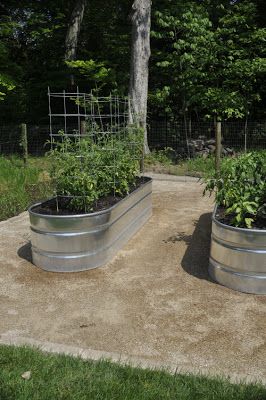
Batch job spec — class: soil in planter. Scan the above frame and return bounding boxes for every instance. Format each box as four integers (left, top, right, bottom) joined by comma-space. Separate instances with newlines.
31, 177, 150, 216
215, 205, 266, 230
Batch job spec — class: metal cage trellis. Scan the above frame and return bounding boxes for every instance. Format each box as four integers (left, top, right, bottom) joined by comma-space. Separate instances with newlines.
47, 87, 143, 212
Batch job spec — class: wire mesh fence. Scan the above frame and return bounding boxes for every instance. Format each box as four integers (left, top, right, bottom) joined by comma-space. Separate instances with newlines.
0, 125, 22, 154
148, 119, 266, 158
0, 119, 265, 158
0, 124, 50, 156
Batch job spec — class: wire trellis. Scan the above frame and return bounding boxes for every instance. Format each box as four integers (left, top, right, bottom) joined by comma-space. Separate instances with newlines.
48, 87, 142, 212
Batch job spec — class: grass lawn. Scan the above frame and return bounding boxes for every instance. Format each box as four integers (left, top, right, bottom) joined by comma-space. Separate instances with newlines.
144, 151, 215, 177
0, 345, 265, 400
0, 156, 51, 221
144, 149, 266, 177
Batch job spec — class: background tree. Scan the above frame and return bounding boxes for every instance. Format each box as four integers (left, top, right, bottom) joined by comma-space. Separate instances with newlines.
65, 0, 87, 86
129, 0, 151, 154
0, 0, 265, 126
151, 0, 266, 122
65, 0, 87, 62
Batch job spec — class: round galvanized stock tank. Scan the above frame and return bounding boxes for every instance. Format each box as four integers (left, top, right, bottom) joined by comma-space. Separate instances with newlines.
209, 205, 266, 294
28, 178, 152, 272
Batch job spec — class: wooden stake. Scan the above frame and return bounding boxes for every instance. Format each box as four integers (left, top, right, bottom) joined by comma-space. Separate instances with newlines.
215, 117, 222, 173
21, 123, 28, 166
80, 120, 86, 137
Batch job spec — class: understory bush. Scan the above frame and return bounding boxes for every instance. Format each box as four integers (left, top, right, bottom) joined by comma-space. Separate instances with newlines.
204, 151, 266, 228
48, 128, 143, 212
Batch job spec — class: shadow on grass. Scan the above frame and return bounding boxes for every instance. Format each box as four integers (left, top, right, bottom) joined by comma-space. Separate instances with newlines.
17, 242, 32, 263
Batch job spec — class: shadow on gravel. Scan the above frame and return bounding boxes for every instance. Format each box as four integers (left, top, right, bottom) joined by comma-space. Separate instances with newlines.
18, 242, 32, 263
181, 212, 213, 281
164, 213, 213, 281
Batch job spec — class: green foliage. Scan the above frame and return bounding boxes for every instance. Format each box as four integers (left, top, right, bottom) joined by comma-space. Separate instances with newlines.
151, 0, 266, 119
66, 59, 114, 92
152, 2, 216, 116
0, 21, 17, 101
47, 128, 143, 212
204, 151, 266, 228
145, 148, 174, 166
0, 1, 266, 121
0, 73, 15, 101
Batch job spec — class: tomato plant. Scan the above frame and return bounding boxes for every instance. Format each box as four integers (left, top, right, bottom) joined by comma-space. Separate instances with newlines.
47, 127, 143, 212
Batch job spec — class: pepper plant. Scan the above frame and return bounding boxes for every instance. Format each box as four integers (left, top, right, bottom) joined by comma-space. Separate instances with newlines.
204, 151, 266, 228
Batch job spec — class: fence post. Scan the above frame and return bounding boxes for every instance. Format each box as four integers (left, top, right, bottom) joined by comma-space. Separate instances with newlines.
215, 117, 222, 173
165, 117, 168, 148
244, 116, 248, 152
21, 123, 28, 165
80, 120, 86, 137
140, 143, 145, 173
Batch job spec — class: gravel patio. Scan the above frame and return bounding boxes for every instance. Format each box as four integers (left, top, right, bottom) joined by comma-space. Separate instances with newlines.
0, 174, 265, 384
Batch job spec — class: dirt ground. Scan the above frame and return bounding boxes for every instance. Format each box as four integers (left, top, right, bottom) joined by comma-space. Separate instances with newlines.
0, 174, 265, 384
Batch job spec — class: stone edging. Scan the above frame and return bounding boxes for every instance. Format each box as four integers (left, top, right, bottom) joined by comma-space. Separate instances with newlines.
0, 333, 263, 386
143, 173, 200, 182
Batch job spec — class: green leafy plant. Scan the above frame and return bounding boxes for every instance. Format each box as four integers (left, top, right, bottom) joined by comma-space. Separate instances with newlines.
47, 127, 143, 212
66, 59, 114, 93
145, 148, 174, 166
0, 73, 15, 100
204, 151, 266, 228
151, 2, 266, 121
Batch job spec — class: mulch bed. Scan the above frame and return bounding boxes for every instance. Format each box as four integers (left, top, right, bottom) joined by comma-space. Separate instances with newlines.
215, 205, 266, 230
31, 177, 149, 215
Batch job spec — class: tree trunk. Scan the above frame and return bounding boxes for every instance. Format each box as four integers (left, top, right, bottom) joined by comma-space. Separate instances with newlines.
129, 0, 151, 154
65, 0, 87, 85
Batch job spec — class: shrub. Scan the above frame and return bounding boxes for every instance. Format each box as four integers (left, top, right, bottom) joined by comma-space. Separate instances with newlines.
204, 151, 266, 228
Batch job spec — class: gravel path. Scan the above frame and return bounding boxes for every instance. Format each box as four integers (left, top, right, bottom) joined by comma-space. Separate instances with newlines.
0, 176, 265, 384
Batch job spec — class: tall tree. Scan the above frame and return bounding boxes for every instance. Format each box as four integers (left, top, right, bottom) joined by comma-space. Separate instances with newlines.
65, 0, 87, 86
151, 0, 266, 121
129, 0, 151, 154
65, 0, 87, 61
0, 0, 265, 124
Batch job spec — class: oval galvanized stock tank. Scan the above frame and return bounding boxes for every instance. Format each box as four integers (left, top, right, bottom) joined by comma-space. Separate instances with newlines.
29, 178, 152, 272
209, 205, 266, 294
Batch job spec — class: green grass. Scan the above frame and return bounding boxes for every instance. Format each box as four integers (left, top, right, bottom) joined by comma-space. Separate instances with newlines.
0, 156, 51, 221
184, 155, 216, 176
0, 345, 265, 400
144, 150, 215, 177
145, 149, 266, 178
